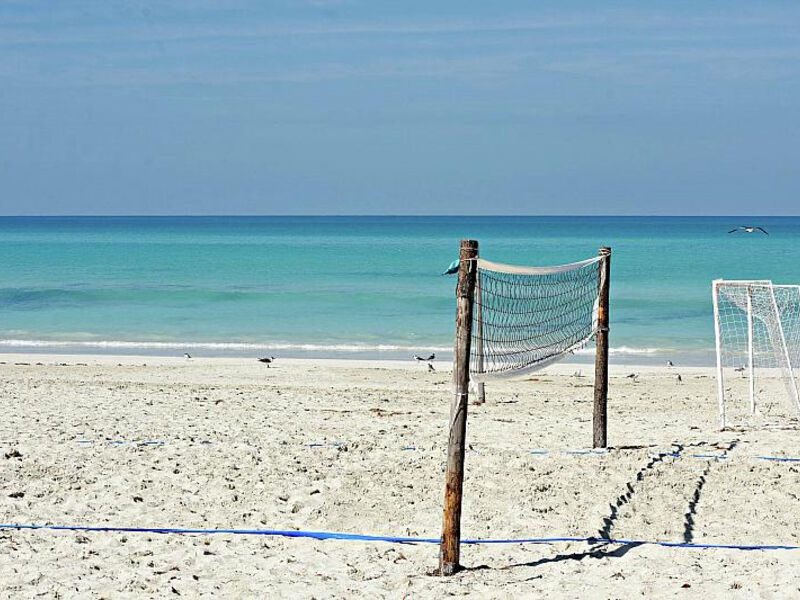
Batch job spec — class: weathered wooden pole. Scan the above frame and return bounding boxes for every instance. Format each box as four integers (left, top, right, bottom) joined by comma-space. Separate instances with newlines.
439, 239, 478, 575
593, 247, 611, 449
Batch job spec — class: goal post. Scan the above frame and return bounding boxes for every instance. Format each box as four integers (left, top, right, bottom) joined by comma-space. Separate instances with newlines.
439, 240, 610, 575
774, 284, 800, 417
774, 284, 800, 370
713, 279, 800, 429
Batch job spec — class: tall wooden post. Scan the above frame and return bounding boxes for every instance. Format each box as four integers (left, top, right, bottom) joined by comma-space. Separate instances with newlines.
439, 239, 478, 576
593, 247, 611, 449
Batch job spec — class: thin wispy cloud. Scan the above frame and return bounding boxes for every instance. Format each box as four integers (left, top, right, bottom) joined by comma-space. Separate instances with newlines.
2, 9, 799, 47
2, 52, 523, 88
3, 5, 799, 90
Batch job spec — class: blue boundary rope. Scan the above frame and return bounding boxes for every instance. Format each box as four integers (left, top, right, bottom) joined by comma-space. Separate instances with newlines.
1, 523, 798, 551
756, 456, 800, 463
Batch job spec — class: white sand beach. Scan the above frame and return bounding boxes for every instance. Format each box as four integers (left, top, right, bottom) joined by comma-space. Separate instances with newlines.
2, 354, 800, 599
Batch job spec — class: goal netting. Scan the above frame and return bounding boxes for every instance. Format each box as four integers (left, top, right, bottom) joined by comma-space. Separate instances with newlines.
713, 279, 800, 428
775, 284, 800, 370
469, 255, 604, 381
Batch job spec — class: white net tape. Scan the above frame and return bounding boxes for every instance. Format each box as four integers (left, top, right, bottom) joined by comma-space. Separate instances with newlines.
470, 255, 603, 381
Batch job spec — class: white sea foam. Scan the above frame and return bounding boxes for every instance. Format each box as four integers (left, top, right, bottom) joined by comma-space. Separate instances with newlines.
575, 346, 667, 356
0, 338, 453, 353
0, 338, 678, 356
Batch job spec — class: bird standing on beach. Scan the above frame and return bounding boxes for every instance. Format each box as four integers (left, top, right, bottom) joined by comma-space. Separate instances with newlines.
666, 360, 674, 367
258, 356, 275, 367
728, 226, 768, 235
428, 363, 436, 372
183, 353, 191, 359
676, 374, 682, 383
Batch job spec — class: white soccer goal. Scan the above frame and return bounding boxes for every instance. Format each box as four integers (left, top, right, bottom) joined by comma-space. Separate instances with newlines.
713, 279, 800, 429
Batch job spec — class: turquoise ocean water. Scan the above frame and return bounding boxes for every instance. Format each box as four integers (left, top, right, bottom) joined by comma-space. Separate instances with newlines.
2, 216, 799, 365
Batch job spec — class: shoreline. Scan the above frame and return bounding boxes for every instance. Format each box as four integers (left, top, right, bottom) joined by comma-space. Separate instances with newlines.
0, 343, 716, 367
0, 351, 719, 375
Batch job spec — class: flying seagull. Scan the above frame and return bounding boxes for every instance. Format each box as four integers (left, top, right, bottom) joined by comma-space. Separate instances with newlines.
728, 226, 768, 235
413, 353, 436, 362
257, 356, 275, 367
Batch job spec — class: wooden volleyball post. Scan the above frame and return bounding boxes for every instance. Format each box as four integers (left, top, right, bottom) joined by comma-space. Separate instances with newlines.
593, 247, 611, 449
439, 239, 478, 575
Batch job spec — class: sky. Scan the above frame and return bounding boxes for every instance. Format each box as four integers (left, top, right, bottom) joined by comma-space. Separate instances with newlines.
1, 1, 799, 216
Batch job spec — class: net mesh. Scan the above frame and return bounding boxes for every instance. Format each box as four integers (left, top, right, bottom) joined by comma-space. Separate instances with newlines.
470, 256, 603, 380
775, 285, 800, 369
715, 281, 786, 370
714, 280, 800, 421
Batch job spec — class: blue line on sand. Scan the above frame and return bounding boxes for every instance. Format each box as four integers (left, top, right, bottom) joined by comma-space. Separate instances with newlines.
756, 456, 800, 463
76, 440, 166, 446
1, 524, 798, 551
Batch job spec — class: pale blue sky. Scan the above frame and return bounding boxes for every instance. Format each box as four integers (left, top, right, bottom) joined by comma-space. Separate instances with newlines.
1, 1, 799, 215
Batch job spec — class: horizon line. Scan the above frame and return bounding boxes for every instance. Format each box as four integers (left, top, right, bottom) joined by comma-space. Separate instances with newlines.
1, 214, 798, 219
